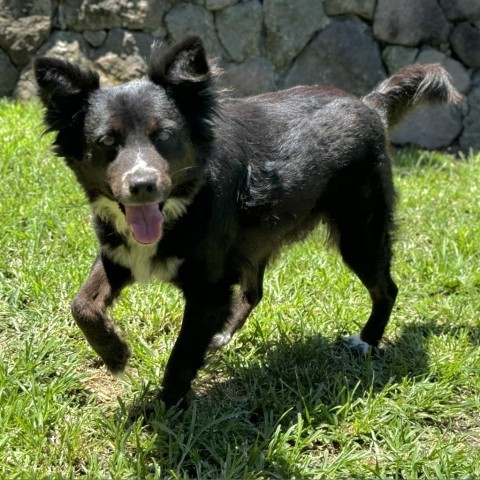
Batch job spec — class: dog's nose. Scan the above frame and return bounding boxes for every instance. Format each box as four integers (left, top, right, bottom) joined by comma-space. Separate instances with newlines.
129, 178, 157, 196
127, 174, 162, 202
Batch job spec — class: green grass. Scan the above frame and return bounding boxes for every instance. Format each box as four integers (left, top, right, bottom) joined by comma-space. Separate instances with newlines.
1, 99, 479, 479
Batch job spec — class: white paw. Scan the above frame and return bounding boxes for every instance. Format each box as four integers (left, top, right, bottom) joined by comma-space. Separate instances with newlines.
346, 335, 371, 354
208, 332, 232, 350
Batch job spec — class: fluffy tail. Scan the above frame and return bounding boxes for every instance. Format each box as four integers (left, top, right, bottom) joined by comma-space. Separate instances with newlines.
362, 64, 462, 129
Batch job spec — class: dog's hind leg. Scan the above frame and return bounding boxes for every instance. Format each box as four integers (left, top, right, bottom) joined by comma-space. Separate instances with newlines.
339, 223, 398, 352
330, 176, 398, 352
209, 261, 266, 349
71, 253, 132, 373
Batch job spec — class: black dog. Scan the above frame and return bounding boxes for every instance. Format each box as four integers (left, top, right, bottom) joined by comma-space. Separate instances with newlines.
34, 36, 461, 408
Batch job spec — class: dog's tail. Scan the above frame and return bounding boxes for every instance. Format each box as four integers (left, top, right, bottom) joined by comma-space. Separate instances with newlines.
362, 64, 462, 130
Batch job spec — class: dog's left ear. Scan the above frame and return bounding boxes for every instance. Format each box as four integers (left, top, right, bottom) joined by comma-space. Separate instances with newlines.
149, 36, 216, 121
149, 35, 209, 88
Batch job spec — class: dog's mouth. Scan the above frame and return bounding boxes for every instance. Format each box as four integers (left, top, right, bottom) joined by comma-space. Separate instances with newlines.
122, 202, 164, 245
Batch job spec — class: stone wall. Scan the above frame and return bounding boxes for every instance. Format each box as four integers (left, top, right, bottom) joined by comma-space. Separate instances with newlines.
1, 0, 479, 150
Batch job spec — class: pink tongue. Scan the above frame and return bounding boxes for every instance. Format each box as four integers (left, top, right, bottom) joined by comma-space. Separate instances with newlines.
125, 204, 163, 244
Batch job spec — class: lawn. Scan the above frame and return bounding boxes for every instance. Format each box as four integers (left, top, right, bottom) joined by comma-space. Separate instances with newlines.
0, 100, 479, 479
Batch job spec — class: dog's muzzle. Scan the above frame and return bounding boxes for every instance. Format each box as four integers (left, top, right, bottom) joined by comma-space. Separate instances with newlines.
119, 171, 172, 245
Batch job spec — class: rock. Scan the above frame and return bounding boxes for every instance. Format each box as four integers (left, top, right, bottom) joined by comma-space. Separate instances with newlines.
83, 30, 108, 48
38, 30, 93, 69
222, 57, 277, 97
91, 29, 155, 84
382, 46, 418, 74
0, 48, 19, 97
14, 67, 36, 100
205, 0, 237, 11
57, 0, 167, 35
450, 22, 480, 69
439, 0, 480, 22
264, 0, 329, 69
391, 103, 464, 149
459, 74, 480, 150
374, 0, 450, 47
324, 0, 376, 20
17, 27, 154, 98
0, 0, 52, 67
57, 0, 122, 30
285, 16, 385, 96
216, 0, 262, 62
165, 3, 224, 59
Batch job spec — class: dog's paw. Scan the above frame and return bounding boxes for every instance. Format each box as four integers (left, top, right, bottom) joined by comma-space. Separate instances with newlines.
208, 331, 232, 350
101, 340, 131, 375
157, 388, 192, 411
125, 392, 191, 427
345, 335, 371, 355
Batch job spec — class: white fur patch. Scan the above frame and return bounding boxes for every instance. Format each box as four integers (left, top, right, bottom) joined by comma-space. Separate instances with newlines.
209, 332, 232, 350
103, 243, 183, 284
92, 196, 130, 238
121, 155, 159, 185
163, 197, 191, 222
91, 196, 183, 283
346, 335, 371, 354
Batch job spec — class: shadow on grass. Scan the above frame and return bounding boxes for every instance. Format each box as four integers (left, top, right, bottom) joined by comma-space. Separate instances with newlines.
121, 319, 480, 477
203, 316, 480, 411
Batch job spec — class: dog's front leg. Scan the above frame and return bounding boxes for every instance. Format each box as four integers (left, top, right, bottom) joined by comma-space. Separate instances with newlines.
159, 284, 233, 408
71, 253, 132, 373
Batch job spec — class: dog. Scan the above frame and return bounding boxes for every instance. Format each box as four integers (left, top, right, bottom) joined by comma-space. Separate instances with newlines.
34, 36, 461, 409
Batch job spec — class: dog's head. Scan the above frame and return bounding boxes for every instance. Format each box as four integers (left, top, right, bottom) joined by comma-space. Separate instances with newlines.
35, 36, 217, 244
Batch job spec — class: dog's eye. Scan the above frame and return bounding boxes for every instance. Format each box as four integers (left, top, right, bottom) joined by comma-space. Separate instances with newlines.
159, 130, 171, 141
158, 130, 173, 142
153, 128, 180, 158
100, 135, 116, 147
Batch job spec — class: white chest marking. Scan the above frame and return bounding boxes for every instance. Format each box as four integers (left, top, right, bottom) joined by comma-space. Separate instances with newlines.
103, 243, 183, 284
91, 196, 184, 283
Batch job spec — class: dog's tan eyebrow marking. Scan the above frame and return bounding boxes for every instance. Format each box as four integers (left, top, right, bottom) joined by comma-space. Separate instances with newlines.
147, 119, 178, 137
147, 118, 160, 134
103, 115, 123, 133
96, 125, 122, 144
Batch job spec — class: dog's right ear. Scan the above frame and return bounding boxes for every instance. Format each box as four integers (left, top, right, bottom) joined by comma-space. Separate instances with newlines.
34, 57, 99, 133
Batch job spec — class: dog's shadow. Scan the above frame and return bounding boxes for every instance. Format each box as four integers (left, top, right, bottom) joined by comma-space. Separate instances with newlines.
204, 320, 434, 416
123, 318, 479, 473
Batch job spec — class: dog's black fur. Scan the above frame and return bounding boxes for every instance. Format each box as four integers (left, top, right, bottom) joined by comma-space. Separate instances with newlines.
34, 36, 461, 408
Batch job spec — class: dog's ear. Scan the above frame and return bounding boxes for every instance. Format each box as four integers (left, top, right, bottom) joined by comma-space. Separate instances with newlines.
148, 36, 216, 123
34, 58, 99, 159
34, 57, 99, 133
148, 35, 210, 88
